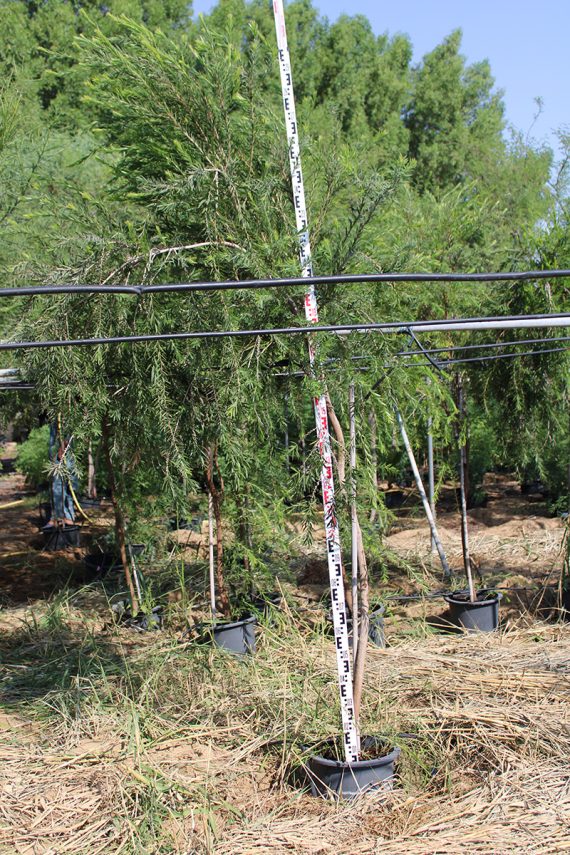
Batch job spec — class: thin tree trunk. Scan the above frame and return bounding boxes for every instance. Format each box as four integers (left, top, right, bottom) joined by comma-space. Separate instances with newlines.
101, 418, 138, 614
326, 393, 370, 721
368, 409, 378, 523
87, 441, 97, 500
455, 376, 475, 601
205, 444, 230, 617
237, 491, 251, 575
325, 395, 354, 614
352, 517, 369, 719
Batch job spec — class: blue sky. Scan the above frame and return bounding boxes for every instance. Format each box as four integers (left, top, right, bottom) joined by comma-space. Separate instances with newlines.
193, 0, 568, 154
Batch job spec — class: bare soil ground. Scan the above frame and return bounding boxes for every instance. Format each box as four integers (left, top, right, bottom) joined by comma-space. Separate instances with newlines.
1, 451, 569, 854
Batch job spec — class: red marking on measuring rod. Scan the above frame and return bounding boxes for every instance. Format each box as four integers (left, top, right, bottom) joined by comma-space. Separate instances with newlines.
272, 0, 359, 763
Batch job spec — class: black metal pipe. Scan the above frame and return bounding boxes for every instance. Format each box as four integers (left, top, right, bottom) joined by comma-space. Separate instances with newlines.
398, 334, 570, 357
1, 268, 570, 299
1, 313, 570, 352
438, 344, 570, 366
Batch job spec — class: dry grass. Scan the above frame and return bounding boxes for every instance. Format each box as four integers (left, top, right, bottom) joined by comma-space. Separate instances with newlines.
1, 600, 569, 854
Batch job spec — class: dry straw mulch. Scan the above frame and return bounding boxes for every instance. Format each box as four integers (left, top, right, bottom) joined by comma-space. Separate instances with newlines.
1, 622, 569, 854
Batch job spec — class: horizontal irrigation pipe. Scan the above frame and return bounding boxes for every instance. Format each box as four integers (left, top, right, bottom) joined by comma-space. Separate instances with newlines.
3, 337, 569, 387
0, 384, 34, 390
273, 345, 570, 378
273, 336, 570, 376
398, 334, 570, 357
1, 268, 570, 299
1, 313, 570, 352
401, 344, 570, 369
384, 582, 565, 601
4, 342, 565, 389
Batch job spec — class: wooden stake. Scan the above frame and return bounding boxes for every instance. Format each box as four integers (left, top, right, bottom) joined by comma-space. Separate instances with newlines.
395, 406, 451, 579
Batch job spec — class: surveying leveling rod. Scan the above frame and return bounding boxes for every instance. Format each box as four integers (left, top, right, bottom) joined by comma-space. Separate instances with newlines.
272, 0, 359, 761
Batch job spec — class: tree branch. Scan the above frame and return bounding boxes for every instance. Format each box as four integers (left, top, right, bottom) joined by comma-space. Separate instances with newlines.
100, 241, 246, 285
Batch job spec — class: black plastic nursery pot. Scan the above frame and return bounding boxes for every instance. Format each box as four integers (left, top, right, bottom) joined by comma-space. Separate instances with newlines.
129, 543, 145, 557
327, 606, 385, 649
561, 587, 570, 617
38, 501, 51, 526
42, 524, 80, 551
444, 589, 502, 632
169, 515, 204, 532
79, 495, 101, 510
212, 616, 257, 655
307, 737, 400, 800
251, 591, 282, 618
348, 606, 385, 649
84, 552, 121, 577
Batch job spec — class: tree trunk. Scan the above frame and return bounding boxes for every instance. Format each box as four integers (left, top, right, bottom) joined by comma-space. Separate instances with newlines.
101, 418, 139, 614
205, 444, 230, 617
455, 376, 475, 601
368, 409, 378, 523
325, 395, 354, 614
87, 441, 97, 500
326, 393, 371, 722
352, 517, 369, 719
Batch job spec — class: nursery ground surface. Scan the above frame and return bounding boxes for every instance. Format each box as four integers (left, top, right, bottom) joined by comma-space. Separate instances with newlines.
1, 455, 569, 853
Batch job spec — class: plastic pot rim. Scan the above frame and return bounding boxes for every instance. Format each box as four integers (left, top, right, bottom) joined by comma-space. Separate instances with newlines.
212, 615, 258, 632
444, 590, 502, 608
42, 523, 81, 533
327, 604, 385, 623
306, 742, 401, 771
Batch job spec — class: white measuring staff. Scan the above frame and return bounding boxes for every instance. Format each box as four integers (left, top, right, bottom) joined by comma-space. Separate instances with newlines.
272, 0, 359, 762
349, 382, 359, 663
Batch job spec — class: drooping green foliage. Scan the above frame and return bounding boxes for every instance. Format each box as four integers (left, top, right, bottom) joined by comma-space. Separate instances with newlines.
0, 0, 568, 603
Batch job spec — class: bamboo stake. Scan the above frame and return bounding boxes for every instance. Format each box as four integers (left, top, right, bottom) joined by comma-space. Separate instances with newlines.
128, 543, 143, 606
394, 406, 451, 579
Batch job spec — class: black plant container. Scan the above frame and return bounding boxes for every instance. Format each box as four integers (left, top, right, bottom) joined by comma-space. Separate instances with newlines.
84, 552, 121, 577
251, 591, 282, 618
212, 616, 257, 655
444, 590, 502, 632
42, 524, 80, 551
169, 515, 204, 532
79, 495, 101, 510
327, 606, 385, 649
129, 543, 145, 557
38, 501, 52, 526
560, 587, 570, 618
307, 738, 400, 800
349, 606, 385, 649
